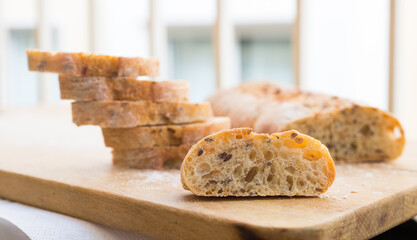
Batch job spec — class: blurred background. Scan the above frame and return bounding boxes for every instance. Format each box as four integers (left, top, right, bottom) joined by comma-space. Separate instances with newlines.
0, 0, 416, 140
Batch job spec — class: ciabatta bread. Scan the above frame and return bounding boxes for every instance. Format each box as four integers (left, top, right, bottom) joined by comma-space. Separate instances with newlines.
72, 101, 213, 128
59, 76, 189, 101
27, 49, 159, 77
181, 128, 335, 197
102, 117, 230, 149
113, 145, 191, 169
208, 82, 405, 162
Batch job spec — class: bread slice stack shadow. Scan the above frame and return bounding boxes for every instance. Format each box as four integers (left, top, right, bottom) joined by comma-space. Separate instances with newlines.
27, 49, 230, 169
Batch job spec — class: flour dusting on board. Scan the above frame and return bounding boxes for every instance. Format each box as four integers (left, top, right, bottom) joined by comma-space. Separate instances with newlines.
319, 162, 417, 201
126, 170, 181, 189
130, 171, 178, 184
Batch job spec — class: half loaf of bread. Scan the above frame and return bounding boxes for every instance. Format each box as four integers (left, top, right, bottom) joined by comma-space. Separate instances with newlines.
181, 128, 335, 197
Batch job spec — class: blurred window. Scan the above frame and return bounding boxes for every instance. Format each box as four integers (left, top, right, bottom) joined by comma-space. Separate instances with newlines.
168, 29, 215, 102
240, 38, 293, 85
7, 29, 39, 106
6, 29, 60, 106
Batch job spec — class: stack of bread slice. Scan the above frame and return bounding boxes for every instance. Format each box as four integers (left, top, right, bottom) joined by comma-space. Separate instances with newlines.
27, 50, 230, 169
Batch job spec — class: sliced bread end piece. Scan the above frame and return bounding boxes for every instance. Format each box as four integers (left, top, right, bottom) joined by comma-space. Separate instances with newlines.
181, 128, 335, 197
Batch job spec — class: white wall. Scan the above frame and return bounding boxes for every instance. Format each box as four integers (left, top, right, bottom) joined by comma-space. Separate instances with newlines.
162, 0, 215, 26
49, 0, 90, 52
394, 0, 417, 140
0, 0, 6, 108
300, 0, 390, 110
3, 0, 90, 51
2, 0, 37, 27
93, 0, 150, 57
231, 0, 296, 24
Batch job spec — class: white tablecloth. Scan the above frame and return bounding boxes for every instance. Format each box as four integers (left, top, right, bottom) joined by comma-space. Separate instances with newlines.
0, 198, 154, 240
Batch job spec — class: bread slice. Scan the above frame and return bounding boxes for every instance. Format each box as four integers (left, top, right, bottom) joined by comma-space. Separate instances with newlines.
112, 145, 191, 169
59, 76, 189, 101
27, 49, 159, 77
208, 82, 405, 162
181, 128, 336, 197
102, 117, 230, 149
72, 101, 213, 128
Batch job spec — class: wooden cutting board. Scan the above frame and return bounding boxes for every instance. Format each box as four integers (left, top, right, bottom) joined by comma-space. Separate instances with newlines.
0, 107, 417, 240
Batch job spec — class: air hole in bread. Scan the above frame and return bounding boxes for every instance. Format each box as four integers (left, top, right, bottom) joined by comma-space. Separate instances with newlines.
360, 124, 371, 136
245, 167, 258, 183
306, 175, 316, 185
202, 170, 220, 179
285, 166, 296, 174
267, 173, 274, 182
286, 175, 294, 191
297, 179, 306, 189
249, 149, 257, 160
264, 150, 273, 160
196, 162, 212, 176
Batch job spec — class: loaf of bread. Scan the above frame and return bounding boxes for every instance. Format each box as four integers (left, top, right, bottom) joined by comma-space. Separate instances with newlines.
27, 49, 159, 77
208, 82, 405, 162
72, 101, 213, 128
59, 76, 189, 101
181, 128, 335, 197
102, 117, 230, 149
113, 145, 191, 169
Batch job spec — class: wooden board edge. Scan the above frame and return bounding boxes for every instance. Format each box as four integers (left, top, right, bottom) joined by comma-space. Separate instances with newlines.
0, 169, 416, 240
311, 186, 417, 239
353, 187, 417, 239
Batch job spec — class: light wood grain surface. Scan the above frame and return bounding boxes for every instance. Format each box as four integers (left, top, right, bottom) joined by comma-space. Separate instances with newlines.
0, 107, 416, 240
